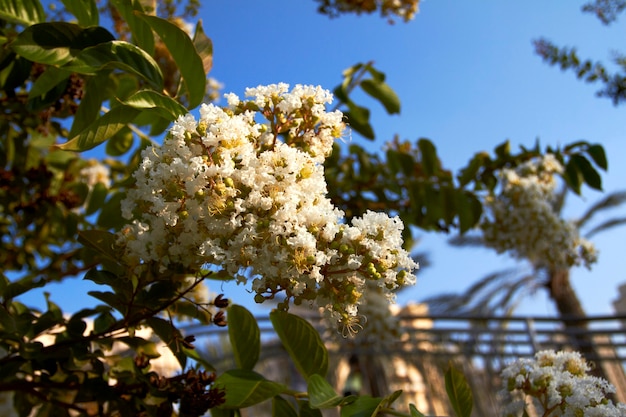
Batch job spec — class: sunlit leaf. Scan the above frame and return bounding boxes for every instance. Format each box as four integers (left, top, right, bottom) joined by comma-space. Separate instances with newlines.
57, 105, 140, 152
409, 404, 426, 417
227, 305, 260, 371
0, 0, 44, 26
110, 0, 154, 55
122, 89, 188, 119
269, 311, 328, 379
138, 13, 206, 108
60, 0, 99, 26
215, 369, 286, 409
69, 72, 114, 138
360, 78, 400, 114
307, 374, 344, 409
63, 41, 163, 90
192, 20, 213, 75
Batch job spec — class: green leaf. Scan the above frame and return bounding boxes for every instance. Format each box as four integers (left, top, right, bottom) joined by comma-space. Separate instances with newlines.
57, 105, 140, 152
344, 102, 374, 140
298, 400, 323, 417
571, 154, 602, 191
340, 396, 382, 417
60, 0, 99, 26
445, 364, 473, 417
360, 78, 400, 114
105, 127, 134, 157
456, 191, 482, 233
11, 23, 114, 66
192, 20, 213, 75
409, 404, 426, 417
97, 192, 127, 230
269, 311, 328, 379
273, 396, 298, 417
78, 230, 118, 261
564, 158, 582, 195
214, 369, 286, 409
586, 144, 607, 170
227, 305, 260, 371
63, 40, 163, 90
28, 67, 71, 99
110, 0, 154, 55
138, 13, 207, 108
307, 374, 344, 409
69, 72, 114, 138
0, 0, 44, 26
417, 138, 438, 176
122, 89, 188, 120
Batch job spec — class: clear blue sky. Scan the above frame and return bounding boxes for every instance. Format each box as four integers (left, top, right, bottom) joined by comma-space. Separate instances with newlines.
23, 1, 626, 317
201, 0, 626, 317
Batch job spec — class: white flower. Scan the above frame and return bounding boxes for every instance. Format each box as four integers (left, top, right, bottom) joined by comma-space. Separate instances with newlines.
117, 84, 418, 329
481, 154, 597, 270
500, 350, 626, 416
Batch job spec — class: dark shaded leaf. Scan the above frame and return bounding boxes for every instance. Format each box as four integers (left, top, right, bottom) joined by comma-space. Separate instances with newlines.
360, 78, 400, 114
11, 23, 114, 65
272, 396, 298, 417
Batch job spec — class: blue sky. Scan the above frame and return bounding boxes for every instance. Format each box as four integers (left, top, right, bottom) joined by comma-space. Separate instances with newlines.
23, 1, 626, 317
201, 1, 626, 316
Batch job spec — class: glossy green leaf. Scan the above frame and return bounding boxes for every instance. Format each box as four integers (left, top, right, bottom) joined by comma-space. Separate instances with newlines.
27, 67, 71, 99
215, 369, 286, 409
307, 374, 344, 409
64, 41, 163, 90
360, 78, 400, 114
586, 144, 607, 170
110, 0, 154, 55
339, 396, 382, 417
270, 311, 328, 378
445, 364, 473, 417
227, 304, 260, 370
60, 0, 99, 26
192, 20, 213, 75
409, 404, 426, 417
0, 0, 44, 26
571, 154, 602, 191
272, 396, 298, 417
11, 23, 114, 66
139, 13, 206, 108
57, 105, 140, 152
122, 89, 188, 120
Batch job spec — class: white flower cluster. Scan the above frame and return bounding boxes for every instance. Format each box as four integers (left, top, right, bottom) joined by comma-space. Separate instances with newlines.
344, 282, 401, 344
80, 159, 111, 188
500, 350, 626, 417
481, 154, 597, 270
117, 83, 417, 327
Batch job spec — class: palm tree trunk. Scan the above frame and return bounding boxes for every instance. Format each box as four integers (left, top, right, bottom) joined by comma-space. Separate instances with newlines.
547, 268, 617, 386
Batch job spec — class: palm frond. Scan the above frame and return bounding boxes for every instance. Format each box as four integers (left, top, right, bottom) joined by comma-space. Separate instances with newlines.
448, 233, 486, 248
584, 216, 626, 238
576, 190, 626, 228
